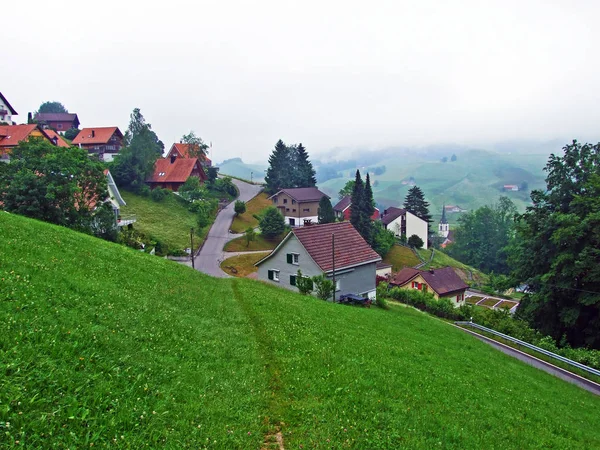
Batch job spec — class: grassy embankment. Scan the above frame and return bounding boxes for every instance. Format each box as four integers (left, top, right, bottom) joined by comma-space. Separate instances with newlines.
221, 252, 270, 277
223, 233, 285, 252
417, 247, 488, 284
120, 190, 212, 254
382, 244, 420, 271
2, 212, 600, 448
229, 192, 271, 233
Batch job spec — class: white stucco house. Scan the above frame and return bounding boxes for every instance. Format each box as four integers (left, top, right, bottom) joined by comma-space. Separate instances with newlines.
380, 207, 429, 249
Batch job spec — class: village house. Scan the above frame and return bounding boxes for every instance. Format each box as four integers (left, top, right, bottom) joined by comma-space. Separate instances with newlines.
34, 112, 80, 131
166, 143, 212, 167
445, 205, 467, 213
0, 124, 56, 162
333, 195, 380, 221
380, 207, 429, 249
255, 222, 382, 300
389, 267, 468, 306
72, 127, 124, 162
0, 92, 18, 125
146, 155, 207, 191
503, 184, 519, 192
269, 187, 329, 227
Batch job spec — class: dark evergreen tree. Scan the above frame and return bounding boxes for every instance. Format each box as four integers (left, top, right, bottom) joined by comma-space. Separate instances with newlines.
403, 186, 432, 231
350, 170, 373, 244
364, 173, 375, 219
294, 143, 317, 188
318, 196, 335, 224
264, 140, 291, 194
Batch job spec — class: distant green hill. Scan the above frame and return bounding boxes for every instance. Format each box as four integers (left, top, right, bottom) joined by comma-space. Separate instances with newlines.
2, 212, 600, 448
216, 157, 267, 182
319, 149, 549, 223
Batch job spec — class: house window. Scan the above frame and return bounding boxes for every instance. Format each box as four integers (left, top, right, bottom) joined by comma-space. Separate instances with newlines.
290, 275, 296, 286
292, 209, 296, 212
273, 198, 278, 204
287, 253, 299, 265
303, 208, 310, 212
286, 208, 290, 212
283, 199, 288, 204
268, 269, 280, 281
57, 123, 63, 129
292, 199, 296, 205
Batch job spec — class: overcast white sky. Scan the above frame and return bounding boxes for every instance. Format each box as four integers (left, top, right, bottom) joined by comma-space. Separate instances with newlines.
4, 0, 599, 162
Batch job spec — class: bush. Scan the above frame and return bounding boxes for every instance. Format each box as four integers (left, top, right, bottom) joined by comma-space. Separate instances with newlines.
151, 187, 169, 202
259, 207, 286, 238
137, 184, 151, 197
375, 295, 389, 310
407, 234, 424, 249
234, 200, 246, 216
312, 275, 334, 300
296, 270, 314, 295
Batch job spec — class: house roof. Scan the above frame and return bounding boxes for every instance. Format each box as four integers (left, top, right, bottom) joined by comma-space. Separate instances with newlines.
34, 112, 79, 126
381, 206, 407, 225
389, 267, 468, 296
72, 127, 122, 145
0, 124, 52, 149
269, 187, 329, 203
169, 143, 211, 164
376, 262, 392, 270
0, 92, 17, 115
43, 129, 70, 148
333, 195, 352, 212
147, 157, 206, 183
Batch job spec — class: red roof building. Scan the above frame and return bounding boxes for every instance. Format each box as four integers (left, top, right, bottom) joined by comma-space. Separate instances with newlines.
43, 129, 71, 148
389, 267, 468, 305
166, 143, 212, 166
72, 127, 124, 162
34, 112, 80, 131
0, 92, 18, 125
256, 222, 382, 300
146, 156, 207, 191
333, 195, 380, 221
0, 124, 55, 161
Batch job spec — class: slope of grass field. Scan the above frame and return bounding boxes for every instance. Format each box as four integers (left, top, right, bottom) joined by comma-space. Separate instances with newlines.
230, 192, 271, 233
220, 252, 269, 277
120, 190, 212, 254
382, 244, 421, 271
224, 232, 284, 252
2, 212, 600, 448
417, 248, 488, 284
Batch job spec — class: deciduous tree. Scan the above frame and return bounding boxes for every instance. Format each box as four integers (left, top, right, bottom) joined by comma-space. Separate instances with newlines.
338, 180, 355, 199
234, 200, 246, 216
259, 207, 286, 238
37, 101, 68, 114
509, 140, 600, 349
181, 131, 208, 158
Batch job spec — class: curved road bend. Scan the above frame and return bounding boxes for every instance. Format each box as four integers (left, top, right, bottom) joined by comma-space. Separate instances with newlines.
194, 179, 263, 278
454, 324, 600, 396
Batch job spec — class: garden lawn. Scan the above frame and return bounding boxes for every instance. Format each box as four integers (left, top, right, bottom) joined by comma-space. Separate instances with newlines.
2, 212, 600, 449
220, 252, 270, 277
120, 190, 213, 254
224, 232, 284, 252
230, 192, 271, 233
382, 244, 420, 271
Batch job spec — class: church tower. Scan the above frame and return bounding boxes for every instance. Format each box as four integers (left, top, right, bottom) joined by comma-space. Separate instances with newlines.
438, 205, 449, 238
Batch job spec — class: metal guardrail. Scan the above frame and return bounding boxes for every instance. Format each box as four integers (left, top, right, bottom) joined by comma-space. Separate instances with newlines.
455, 321, 600, 378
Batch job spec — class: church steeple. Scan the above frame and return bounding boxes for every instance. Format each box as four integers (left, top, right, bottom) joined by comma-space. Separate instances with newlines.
438, 204, 449, 237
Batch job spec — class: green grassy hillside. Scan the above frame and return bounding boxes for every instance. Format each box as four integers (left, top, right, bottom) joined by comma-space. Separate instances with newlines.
319, 150, 550, 222
2, 212, 600, 448
120, 190, 210, 254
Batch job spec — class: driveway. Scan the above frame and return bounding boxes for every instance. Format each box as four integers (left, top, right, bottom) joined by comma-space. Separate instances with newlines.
194, 179, 263, 277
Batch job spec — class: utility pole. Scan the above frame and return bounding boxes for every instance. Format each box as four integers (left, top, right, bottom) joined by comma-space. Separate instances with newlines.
250, 171, 253, 183
331, 233, 336, 302
190, 227, 195, 269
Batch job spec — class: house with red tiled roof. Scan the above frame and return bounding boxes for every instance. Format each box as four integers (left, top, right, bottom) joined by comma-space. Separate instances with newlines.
333, 195, 380, 221
0, 92, 18, 125
146, 156, 207, 191
43, 129, 70, 148
34, 112, 80, 131
255, 222, 382, 300
389, 267, 468, 306
72, 127, 124, 162
268, 187, 329, 227
0, 124, 55, 162
166, 143, 212, 167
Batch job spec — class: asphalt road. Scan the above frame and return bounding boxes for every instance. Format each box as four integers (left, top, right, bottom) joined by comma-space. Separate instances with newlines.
194, 179, 263, 277
454, 324, 600, 396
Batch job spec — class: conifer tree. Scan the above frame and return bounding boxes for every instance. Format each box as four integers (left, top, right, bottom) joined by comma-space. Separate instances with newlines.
364, 173, 375, 219
350, 170, 373, 243
403, 186, 432, 231
294, 143, 317, 187
318, 196, 335, 224
264, 140, 291, 194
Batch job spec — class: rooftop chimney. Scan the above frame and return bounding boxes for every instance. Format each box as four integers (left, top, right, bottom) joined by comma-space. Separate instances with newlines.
429, 269, 435, 274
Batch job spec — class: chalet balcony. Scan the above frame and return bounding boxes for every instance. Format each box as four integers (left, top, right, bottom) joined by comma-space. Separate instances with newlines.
117, 215, 136, 227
